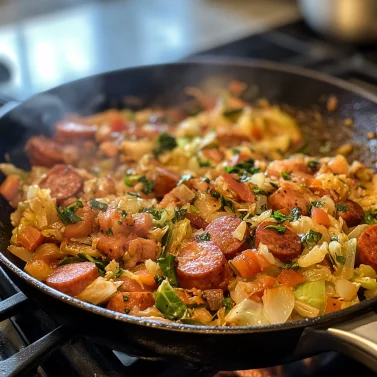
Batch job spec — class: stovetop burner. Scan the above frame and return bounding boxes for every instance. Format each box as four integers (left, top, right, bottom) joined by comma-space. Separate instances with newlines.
1, 20, 377, 377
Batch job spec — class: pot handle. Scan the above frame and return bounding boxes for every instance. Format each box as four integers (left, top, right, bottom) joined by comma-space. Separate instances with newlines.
298, 311, 377, 372
0, 93, 20, 117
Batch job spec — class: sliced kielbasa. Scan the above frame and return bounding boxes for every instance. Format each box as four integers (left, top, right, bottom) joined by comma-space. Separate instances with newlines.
25, 136, 65, 167
64, 205, 95, 239
206, 216, 248, 258
46, 262, 99, 296
336, 200, 364, 227
176, 241, 230, 290
357, 224, 377, 271
255, 220, 302, 262
54, 120, 97, 143
107, 292, 155, 314
268, 181, 316, 215
153, 167, 180, 198
40, 165, 83, 204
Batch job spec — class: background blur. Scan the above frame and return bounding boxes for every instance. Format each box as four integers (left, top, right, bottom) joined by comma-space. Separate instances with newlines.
0, 0, 299, 99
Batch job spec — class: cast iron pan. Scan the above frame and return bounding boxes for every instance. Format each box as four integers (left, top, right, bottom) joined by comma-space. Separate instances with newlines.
0, 60, 377, 374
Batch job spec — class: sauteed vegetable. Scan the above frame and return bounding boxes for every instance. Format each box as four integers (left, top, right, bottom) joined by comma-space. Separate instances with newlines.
2, 81, 377, 326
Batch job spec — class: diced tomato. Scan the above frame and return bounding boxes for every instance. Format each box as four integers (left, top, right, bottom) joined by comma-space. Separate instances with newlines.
0, 175, 21, 202
311, 207, 330, 227
250, 275, 276, 297
108, 111, 127, 132
277, 269, 305, 287
254, 252, 271, 271
325, 296, 343, 313
202, 149, 224, 163
222, 174, 255, 203
17, 226, 44, 251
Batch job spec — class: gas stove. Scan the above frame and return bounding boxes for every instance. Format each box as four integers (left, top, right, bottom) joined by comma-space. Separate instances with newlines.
1, 20, 377, 377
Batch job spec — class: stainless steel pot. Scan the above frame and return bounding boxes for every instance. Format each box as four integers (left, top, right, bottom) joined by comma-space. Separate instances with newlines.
298, 0, 377, 44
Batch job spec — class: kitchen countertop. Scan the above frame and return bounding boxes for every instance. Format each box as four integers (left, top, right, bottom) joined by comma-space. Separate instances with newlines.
0, 0, 300, 99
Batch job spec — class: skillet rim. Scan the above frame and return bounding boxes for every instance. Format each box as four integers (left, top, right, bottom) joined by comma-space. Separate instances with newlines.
1, 58, 377, 334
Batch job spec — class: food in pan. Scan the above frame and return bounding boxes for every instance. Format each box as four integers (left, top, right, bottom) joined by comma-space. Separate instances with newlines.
1, 82, 377, 326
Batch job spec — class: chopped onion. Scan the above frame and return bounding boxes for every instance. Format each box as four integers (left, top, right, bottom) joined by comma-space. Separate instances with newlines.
75, 277, 122, 305
171, 185, 196, 201
338, 238, 357, 280
302, 265, 332, 282
258, 243, 278, 265
232, 221, 247, 241
145, 259, 159, 276
225, 299, 269, 326
335, 279, 359, 300
348, 224, 369, 239
8, 245, 33, 262
298, 242, 328, 268
262, 286, 295, 324
294, 300, 319, 318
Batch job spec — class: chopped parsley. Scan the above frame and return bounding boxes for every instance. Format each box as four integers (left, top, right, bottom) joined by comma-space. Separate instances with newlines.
231, 147, 241, 154
222, 297, 232, 313
221, 196, 235, 213
106, 228, 114, 236
172, 207, 187, 223
137, 176, 155, 194
307, 201, 325, 214
57, 205, 83, 225
290, 207, 302, 221
202, 177, 210, 184
76, 200, 83, 208
153, 132, 177, 157
271, 210, 294, 223
336, 255, 347, 265
330, 236, 338, 242
301, 230, 322, 248
211, 190, 220, 199
336, 203, 349, 213
177, 174, 192, 186
307, 160, 319, 170
224, 159, 259, 175
128, 192, 140, 198
223, 108, 243, 118
282, 261, 299, 270
154, 275, 166, 285
121, 210, 128, 218
123, 295, 129, 302
197, 157, 212, 168
197, 232, 211, 242
89, 199, 108, 211
364, 209, 377, 225
118, 220, 123, 225
124, 308, 130, 314
59, 253, 110, 276
269, 182, 279, 189
281, 171, 291, 180
141, 206, 164, 220
264, 224, 286, 234
124, 173, 134, 187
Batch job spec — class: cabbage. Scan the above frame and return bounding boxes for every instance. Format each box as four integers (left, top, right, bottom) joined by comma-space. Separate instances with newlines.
335, 279, 359, 300
163, 218, 192, 256
0, 163, 29, 180
60, 241, 102, 258
348, 224, 369, 239
355, 264, 377, 279
298, 242, 328, 268
294, 280, 326, 314
75, 277, 121, 304
294, 300, 319, 318
225, 299, 269, 326
104, 260, 120, 280
301, 265, 332, 282
336, 238, 357, 280
8, 245, 33, 262
262, 286, 295, 324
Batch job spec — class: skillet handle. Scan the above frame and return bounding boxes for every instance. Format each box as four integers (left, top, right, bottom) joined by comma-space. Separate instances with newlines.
299, 311, 377, 372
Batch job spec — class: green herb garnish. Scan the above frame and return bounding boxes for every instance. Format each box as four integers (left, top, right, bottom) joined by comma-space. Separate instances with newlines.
211, 190, 220, 199
128, 192, 140, 197
290, 207, 302, 221
121, 210, 128, 218
281, 171, 291, 180
153, 132, 177, 157
336, 255, 346, 265
336, 203, 349, 213
141, 206, 164, 220
197, 157, 212, 168
364, 209, 377, 225
106, 228, 114, 236
307, 160, 319, 169
270, 182, 279, 189
307, 201, 325, 214
253, 187, 267, 196
282, 261, 299, 270
197, 232, 211, 242
202, 177, 210, 184
57, 205, 83, 225
138, 176, 155, 194
221, 196, 235, 213
224, 159, 259, 175
172, 207, 187, 223
301, 230, 322, 249
264, 224, 286, 234
222, 297, 232, 313
271, 210, 294, 223
89, 199, 108, 211
76, 200, 83, 208
123, 295, 129, 302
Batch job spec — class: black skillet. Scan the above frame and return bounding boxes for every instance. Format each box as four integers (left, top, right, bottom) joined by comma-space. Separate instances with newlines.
1, 60, 377, 375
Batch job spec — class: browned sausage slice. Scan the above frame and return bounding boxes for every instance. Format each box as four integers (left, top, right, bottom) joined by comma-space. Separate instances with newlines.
107, 292, 155, 314
40, 165, 83, 204
133, 213, 153, 237
206, 216, 248, 258
176, 241, 230, 290
357, 224, 377, 271
127, 238, 158, 262
254, 220, 302, 262
268, 181, 316, 215
63, 205, 95, 239
185, 213, 208, 229
336, 200, 364, 227
55, 120, 97, 143
153, 167, 180, 198
25, 136, 64, 167
46, 262, 99, 296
